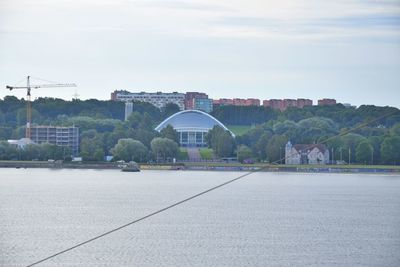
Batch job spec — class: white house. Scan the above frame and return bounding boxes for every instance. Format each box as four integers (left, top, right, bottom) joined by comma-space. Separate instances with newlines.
285, 141, 330, 165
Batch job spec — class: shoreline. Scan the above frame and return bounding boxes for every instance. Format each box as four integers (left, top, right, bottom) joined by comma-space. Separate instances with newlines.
1, 161, 399, 174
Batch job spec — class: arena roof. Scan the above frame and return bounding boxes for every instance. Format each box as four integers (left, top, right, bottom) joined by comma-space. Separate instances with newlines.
155, 110, 234, 136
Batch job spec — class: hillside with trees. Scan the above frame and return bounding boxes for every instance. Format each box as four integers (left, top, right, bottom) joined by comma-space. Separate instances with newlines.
0, 96, 399, 165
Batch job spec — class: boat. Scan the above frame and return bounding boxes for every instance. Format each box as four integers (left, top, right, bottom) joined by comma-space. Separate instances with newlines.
121, 161, 140, 172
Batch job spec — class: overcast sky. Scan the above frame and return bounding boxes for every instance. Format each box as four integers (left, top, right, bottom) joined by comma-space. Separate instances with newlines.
1, 0, 399, 107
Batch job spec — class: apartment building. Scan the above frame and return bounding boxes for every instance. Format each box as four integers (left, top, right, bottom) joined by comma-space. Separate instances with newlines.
185, 92, 209, 110
193, 98, 213, 113
318, 98, 337, 106
111, 90, 185, 110
30, 126, 79, 156
263, 98, 313, 111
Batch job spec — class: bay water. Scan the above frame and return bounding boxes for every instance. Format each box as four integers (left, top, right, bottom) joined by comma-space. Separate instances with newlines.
1, 169, 399, 266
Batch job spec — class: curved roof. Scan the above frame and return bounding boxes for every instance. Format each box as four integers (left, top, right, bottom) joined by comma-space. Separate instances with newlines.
155, 110, 234, 136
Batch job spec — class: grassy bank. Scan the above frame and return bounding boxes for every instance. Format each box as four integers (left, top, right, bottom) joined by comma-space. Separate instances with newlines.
226, 125, 253, 136
199, 148, 214, 160
1, 160, 399, 172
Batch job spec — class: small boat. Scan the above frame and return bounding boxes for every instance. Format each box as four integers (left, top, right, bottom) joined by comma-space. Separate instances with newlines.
121, 161, 140, 172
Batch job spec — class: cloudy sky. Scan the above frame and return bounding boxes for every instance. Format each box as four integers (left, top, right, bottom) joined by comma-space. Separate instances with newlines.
0, 0, 399, 107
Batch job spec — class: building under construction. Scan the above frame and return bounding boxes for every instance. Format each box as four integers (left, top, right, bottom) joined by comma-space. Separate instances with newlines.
30, 126, 79, 156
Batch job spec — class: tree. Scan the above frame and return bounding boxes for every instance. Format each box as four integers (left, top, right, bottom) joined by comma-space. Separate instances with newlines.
111, 138, 148, 162
253, 132, 272, 160
126, 112, 142, 128
0, 141, 18, 160
367, 136, 383, 164
150, 137, 179, 162
160, 124, 179, 143
214, 133, 235, 157
340, 133, 366, 163
93, 148, 105, 162
162, 103, 180, 119
206, 126, 235, 158
80, 135, 104, 161
380, 136, 400, 165
0, 127, 13, 140
390, 123, 400, 136
237, 145, 253, 163
266, 135, 287, 163
355, 141, 373, 164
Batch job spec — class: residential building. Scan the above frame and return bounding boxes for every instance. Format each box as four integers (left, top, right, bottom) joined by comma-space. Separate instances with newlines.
214, 98, 260, 107
245, 98, 261, 106
233, 98, 247, 106
193, 98, 213, 113
318, 98, 337, 106
263, 98, 313, 111
185, 92, 208, 110
285, 141, 329, 165
30, 126, 79, 156
263, 99, 284, 110
283, 99, 298, 109
111, 90, 185, 110
297, 99, 313, 108
213, 99, 234, 106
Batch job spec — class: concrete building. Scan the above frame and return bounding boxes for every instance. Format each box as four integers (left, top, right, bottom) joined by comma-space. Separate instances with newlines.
213, 99, 234, 106
193, 98, 213, 113
245, 98, 261, 106
30, 126, 79, 156
125, 102, 133, 121
285, 141, 329, 165
283, 99, 298, 109
263, 99, 284, 110
263, 98, 313, 111
214, 98, 260, 107
185, 92, 209, 110
111, 90, 185, 110
318, 98, 337, 106
297, 99, 313, 108
155, 110, 234, 147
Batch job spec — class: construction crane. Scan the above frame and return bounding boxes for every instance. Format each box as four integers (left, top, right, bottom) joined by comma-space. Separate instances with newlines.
6, 76, 76, 139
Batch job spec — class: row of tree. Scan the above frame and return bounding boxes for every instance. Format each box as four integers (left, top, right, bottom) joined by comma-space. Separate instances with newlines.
0, 141, 69, 161
212, 104, 400, 127
0, 96, 180, 133
1, 96, 400, 164
233, 118, 400, 165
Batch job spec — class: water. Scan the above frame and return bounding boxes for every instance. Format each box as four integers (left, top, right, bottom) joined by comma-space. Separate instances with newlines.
1, 169, 400, 267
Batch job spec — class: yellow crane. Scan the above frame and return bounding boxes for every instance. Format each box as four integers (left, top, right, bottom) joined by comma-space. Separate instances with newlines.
6, 76, 76, 139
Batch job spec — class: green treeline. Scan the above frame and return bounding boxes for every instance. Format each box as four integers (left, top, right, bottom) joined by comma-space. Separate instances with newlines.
1, 96, 400, 164
212, 104, 400, 127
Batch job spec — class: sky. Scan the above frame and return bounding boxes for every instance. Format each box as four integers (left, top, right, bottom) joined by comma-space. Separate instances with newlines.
0, 0, 399, 107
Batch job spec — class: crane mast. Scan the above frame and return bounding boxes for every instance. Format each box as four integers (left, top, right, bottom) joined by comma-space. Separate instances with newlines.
6, 76, 77, 139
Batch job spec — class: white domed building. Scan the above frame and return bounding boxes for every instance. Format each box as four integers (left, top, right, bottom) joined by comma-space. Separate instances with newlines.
155, 110, 234, 147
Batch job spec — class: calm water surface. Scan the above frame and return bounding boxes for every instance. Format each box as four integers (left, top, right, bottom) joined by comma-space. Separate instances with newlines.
0, 169, 400, 266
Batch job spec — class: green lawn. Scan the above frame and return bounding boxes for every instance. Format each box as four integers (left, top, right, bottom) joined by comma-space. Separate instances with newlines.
227, 125, 253, 136
178, 148, 189, 160
199, 148, 214, 160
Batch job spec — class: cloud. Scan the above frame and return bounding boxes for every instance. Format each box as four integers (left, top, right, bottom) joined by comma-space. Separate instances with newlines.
130, 0, 231, 12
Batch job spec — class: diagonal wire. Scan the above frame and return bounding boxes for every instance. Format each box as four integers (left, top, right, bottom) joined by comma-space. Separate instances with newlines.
26, 108, 399, 267
26, 170, 261, 267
